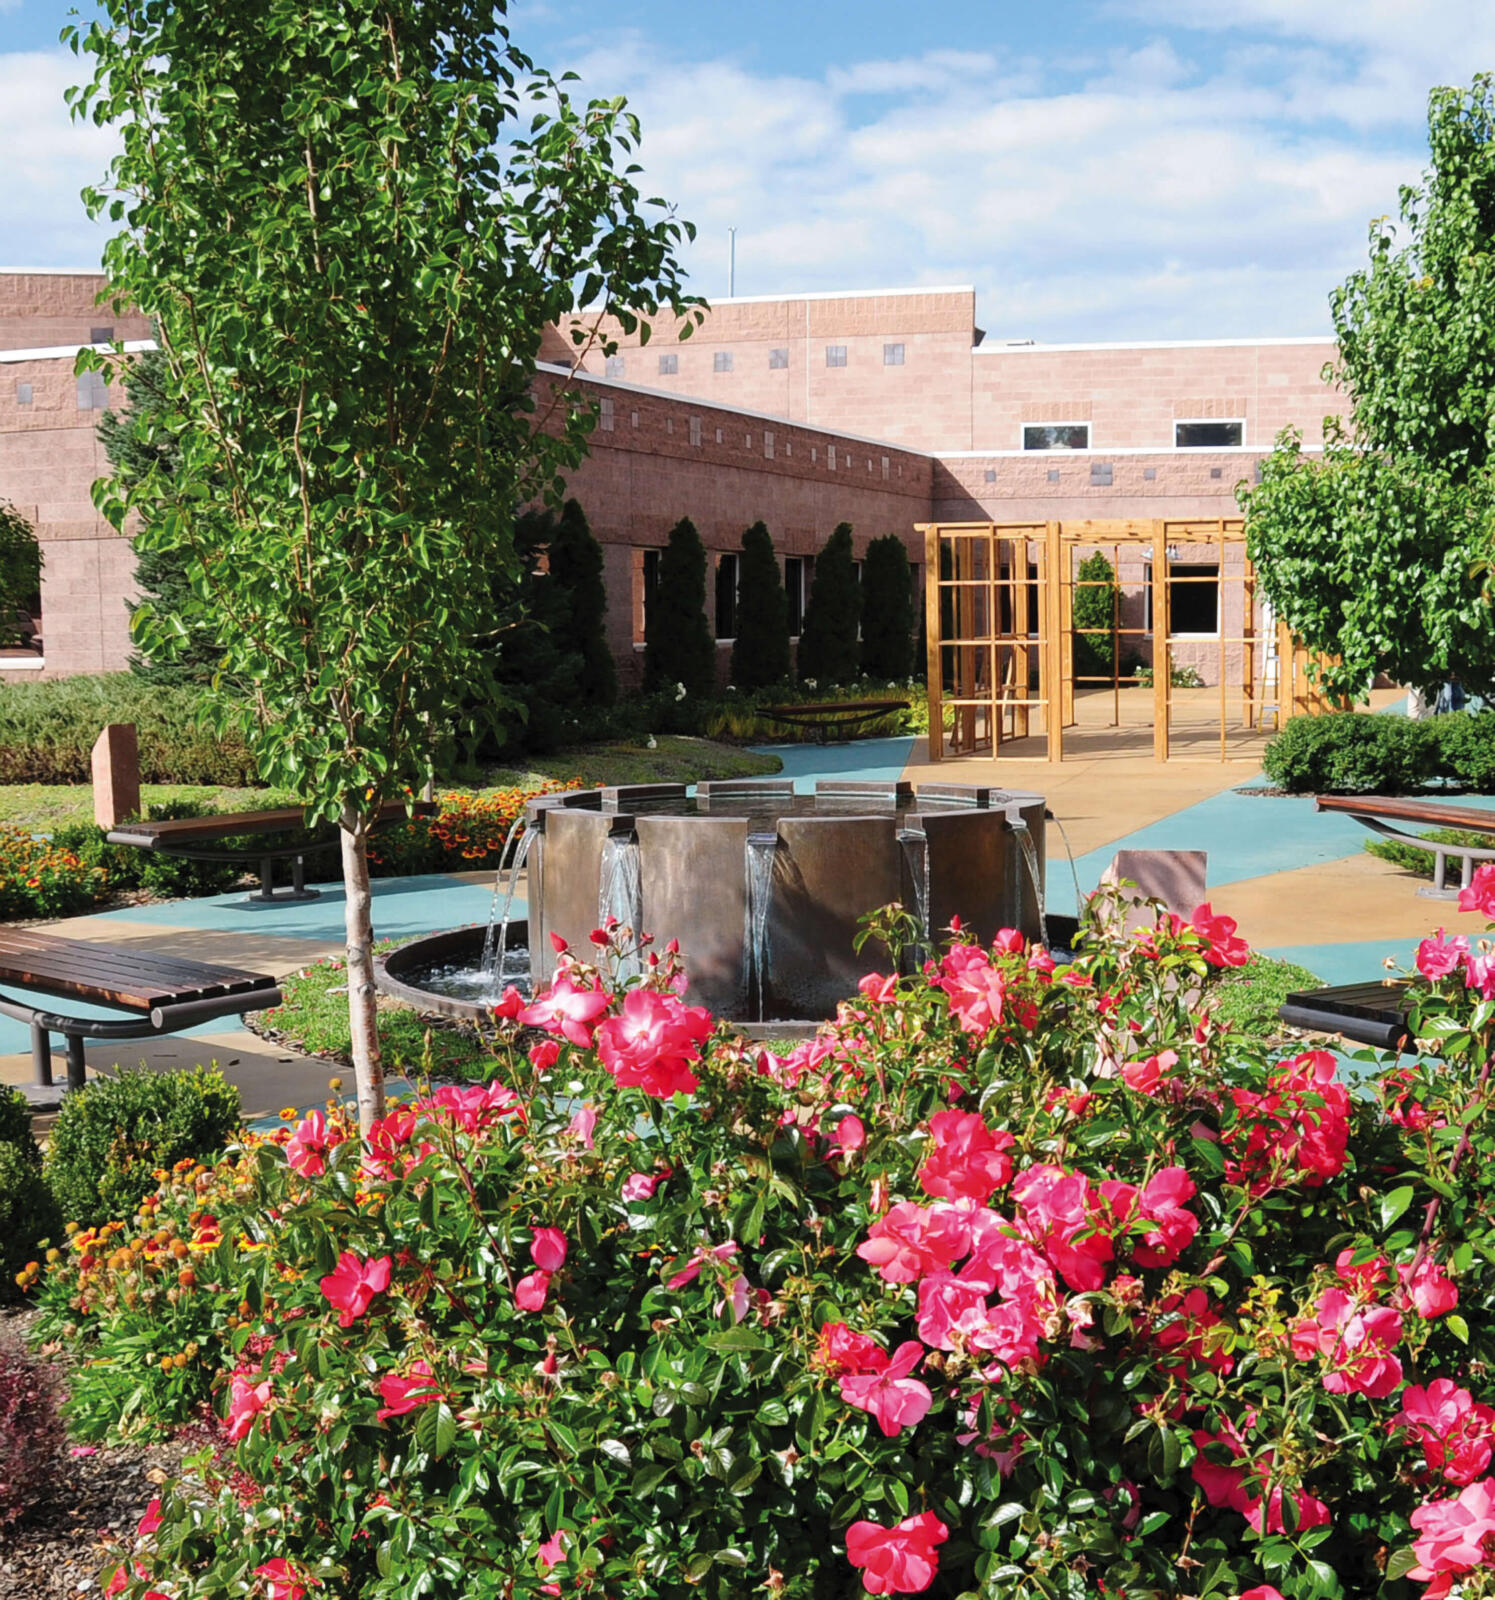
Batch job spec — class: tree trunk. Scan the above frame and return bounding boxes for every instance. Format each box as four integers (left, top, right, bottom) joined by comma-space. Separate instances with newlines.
340, 805, 385, 1136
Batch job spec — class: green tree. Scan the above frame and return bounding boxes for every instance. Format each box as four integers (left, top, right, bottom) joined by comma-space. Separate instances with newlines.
0, 502, 41, 649
644, 518, 716, 698
97, 348, 222, 683
729, 521, 790, 690
1071, 551, 1118, 683
70, 0, 698, 1131
547, 498, 616, 708
859, 532, 915, 681
1241, 77, 1495, 701
797, 522, 862, 687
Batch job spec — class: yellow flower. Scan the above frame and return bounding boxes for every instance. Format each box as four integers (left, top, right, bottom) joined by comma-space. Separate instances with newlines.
279, 1106, 299, 1121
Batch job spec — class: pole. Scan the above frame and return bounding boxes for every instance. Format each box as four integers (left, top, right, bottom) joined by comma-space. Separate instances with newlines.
728, 227, 737, 297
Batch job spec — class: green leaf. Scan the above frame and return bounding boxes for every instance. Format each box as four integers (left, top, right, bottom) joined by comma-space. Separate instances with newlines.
1376, 1185, 1415, 1229
1448, 1312, 1471, 1344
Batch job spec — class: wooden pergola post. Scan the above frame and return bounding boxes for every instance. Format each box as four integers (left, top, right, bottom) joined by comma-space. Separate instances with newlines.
1043, 521, 1064, 762
920, 524, 943, 761
1152, 520, 1169, 762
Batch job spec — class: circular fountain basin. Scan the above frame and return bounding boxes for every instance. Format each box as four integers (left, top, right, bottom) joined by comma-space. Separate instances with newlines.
375, 921, 529, 1025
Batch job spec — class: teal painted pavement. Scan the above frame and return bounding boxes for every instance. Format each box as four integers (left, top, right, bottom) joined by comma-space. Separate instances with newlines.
748, 736, 914, 791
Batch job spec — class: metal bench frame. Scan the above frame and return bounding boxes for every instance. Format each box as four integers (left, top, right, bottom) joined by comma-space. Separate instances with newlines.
1316, 794, 1495, 901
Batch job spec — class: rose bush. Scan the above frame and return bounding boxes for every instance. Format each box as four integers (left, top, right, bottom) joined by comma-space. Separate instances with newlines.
29, 882, 1495, 1598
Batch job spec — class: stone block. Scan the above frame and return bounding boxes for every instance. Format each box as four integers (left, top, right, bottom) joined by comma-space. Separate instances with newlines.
1098, 849, 1207, 936
93, 722, 140, 829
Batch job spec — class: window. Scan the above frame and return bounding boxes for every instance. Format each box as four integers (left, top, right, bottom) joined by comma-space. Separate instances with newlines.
883, 343, 905, 366
881, 456, 889, 481
15, 382, 32, 406
769, 347, 789, 369
715, 427, 723, 444
1023, 423, 1089, 450
1150, 559, 1220, 636
785, 556, 811, 637
764, 431, 774, 460
1143, 467, 1157, 481
1047, 468, 1060, 483
1175, 420, 1243, 448
715, 553, 740, 640
1090, 462, 1113, 486
983, 468, 997, 483
90, 325, 113, 344
599, 397, 614, 432
605, 354, 626, 378
76, 370, 109, 410
825, 345, 847, 368
689, 416, 702, 447
638, 548, 661, 641
828, 445, 837, 471
713, 351, 734, 373
631, 410, 639, 429
659, 353, 678, 375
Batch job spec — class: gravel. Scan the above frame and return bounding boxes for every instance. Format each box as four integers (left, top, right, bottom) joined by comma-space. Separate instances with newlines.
0, 1307, 192, 1600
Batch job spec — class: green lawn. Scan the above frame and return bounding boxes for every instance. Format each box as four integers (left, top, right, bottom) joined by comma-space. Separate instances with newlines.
0, 737, 783, 833
1210, 952, 1323, 1039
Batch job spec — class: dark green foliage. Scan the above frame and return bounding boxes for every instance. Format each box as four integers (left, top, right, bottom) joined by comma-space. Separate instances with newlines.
52, 797, 245, 899
1364, 825, 1495, 879
796, 523, 862, 688
1072, 551, 1118, 682
0, 674, 256, 784
0, 502, 41, 649
1261, 713, 1440, 793
859, 533, 915, 681
1241, 78, 1495, 701
1208, 952, 1323, 1040
729, 522, 791, 690
0, 1084, 39, 1166
44, 1066, 241, 1227
1433, 711, 1495, 792
490, 509, 586, 754
547, 499, 616, 707
0, 1146, 61, 1303
644, 518, 716, 699
98, 349, 223, 684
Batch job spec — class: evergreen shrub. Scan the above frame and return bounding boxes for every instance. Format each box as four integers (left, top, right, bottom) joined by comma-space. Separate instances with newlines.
859, 533, 915, 681
796, 522, 862, 687
0, 1145, 61, 1303
729, 522, 791, 691
644, 518, 716, 699
1262, 712, 1440, 793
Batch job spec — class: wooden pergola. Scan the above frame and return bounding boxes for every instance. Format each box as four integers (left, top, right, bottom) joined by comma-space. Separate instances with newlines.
919, 518, 1341, 763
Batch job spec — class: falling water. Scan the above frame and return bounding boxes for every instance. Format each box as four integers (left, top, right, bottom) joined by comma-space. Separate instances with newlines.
479, 810, 532, 969
897, 827, 931, 955
484, 826, 536, 984
1045, 809, 1085, 932
598, 833, 645, 982
743, 831, 779, 1021
1008, 816, 1049, 950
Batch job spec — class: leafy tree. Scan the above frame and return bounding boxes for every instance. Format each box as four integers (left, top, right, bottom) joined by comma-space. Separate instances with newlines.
70, 0, 698, 1131
1071, 551, 1118, 683
0, 503, 41, 649
1241, 77, 1495, 701
546, 498, 616, 708
644, 518, 716, 698
797, 522, 862, 687
859, 532, 915, 681
729, 521, 790, 690
97, 348, 222, 683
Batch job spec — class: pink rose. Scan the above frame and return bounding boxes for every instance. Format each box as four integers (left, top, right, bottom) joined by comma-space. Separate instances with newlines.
226, 1373, 272, 1441
1457, 864, 1495, 918
531, 1228, 567, 1273
839, 1341, 932, 1437
515, 1270, 551, 1312
319, 1251, 392, 1328
844, 1511, 949, 1595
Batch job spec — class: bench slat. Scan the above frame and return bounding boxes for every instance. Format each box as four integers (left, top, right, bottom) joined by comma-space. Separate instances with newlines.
108, 799, 435, 848
1317, 794, 1495, 834
0, 929, 277, 1013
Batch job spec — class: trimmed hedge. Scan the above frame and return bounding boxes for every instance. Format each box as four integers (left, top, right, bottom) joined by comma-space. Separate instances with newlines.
1259, 710, 1495, 794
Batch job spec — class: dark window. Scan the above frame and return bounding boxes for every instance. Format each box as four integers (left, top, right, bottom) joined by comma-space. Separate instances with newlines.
1167, 561, 1220, 635
825, 345, 847, 368
984, 468, 997, 483
641, 548, 661, 637
785, 556, 810, 637
605, 355, 626, 378
1143, 467, 1157, 481
713, 351, 734, 373
1024, 423, 1089, 450
659, 353, 678, 375
15, 382, 32, 406
1027, 563, 1040, 635
883, 343, 905, 366
716, 553, 739, 639
1047, 468, 1060, 483
1175, 420, 1243, 448
90, 325, 113, 343
769, 347, 789, 369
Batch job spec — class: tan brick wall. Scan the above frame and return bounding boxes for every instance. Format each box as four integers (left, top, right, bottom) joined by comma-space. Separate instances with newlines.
0, 272, 152, 353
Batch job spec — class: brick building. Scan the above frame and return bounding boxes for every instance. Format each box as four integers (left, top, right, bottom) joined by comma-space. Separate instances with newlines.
1, 273, 1345, 686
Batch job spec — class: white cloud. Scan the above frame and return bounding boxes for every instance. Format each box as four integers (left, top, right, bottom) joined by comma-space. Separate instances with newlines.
0, 50, 117, 268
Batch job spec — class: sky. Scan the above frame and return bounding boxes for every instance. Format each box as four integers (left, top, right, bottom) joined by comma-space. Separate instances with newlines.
2, 0, 1492, 342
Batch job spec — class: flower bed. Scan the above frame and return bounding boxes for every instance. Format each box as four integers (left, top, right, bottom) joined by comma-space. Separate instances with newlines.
0, 825, 108, 919
366, 781, 585, 875
23, 887, 1495, 1599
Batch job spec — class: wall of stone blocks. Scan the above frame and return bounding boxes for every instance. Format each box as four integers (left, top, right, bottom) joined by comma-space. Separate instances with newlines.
0, 271, 152, 353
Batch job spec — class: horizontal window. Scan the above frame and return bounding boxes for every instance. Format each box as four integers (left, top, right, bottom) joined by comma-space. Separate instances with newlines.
1023, 423, 1089, 450
1175, 420, 1243, 448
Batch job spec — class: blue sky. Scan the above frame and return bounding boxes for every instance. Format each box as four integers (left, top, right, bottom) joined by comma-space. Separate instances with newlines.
3, 0, 1490, 340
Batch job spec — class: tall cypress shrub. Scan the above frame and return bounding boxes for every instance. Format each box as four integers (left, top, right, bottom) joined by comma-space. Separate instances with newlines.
547, 498, 616, 706
644, 517, 716, 698
859, 533, 915, 680
796, 523, 862, 687
729, 521, 791, 690
489, 509, 583, 754
1072, 551, 1118, 682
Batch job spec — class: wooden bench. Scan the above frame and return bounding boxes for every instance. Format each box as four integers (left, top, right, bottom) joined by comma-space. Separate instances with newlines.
1279, 977, 1412, 1052
0, 926, 282, 1105
107, 800, 437, 905
760, 698, 909, 745
1317, 794, 1495, 898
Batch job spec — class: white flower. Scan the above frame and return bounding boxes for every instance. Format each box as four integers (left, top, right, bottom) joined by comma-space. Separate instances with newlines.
804, 678, 817, 690
674, 681, 688, 701
646, 735, 658, 749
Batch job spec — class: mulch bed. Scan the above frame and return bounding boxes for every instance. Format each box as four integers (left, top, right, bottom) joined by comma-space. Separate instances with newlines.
0, 1307, 193, 1599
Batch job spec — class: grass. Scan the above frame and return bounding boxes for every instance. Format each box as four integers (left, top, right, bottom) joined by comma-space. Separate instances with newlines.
1364, 826, 1495, 880
0, 737, 783, 834
1209, 952, 1323, 1039
252, 946, 495, 1083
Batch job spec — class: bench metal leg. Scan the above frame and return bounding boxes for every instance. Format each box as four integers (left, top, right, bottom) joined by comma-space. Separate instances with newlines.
1434, 849, 1448, 894
31, 1021, 52, 1088
246, 851, 319, 906
66, 1034, 87, 1092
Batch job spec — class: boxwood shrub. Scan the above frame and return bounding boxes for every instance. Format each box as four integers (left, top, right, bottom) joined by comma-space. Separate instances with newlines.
1262, 712, 1441, 793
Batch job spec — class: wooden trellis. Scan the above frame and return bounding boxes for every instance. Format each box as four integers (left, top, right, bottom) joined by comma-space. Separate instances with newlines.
919, 518, 1341, 764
